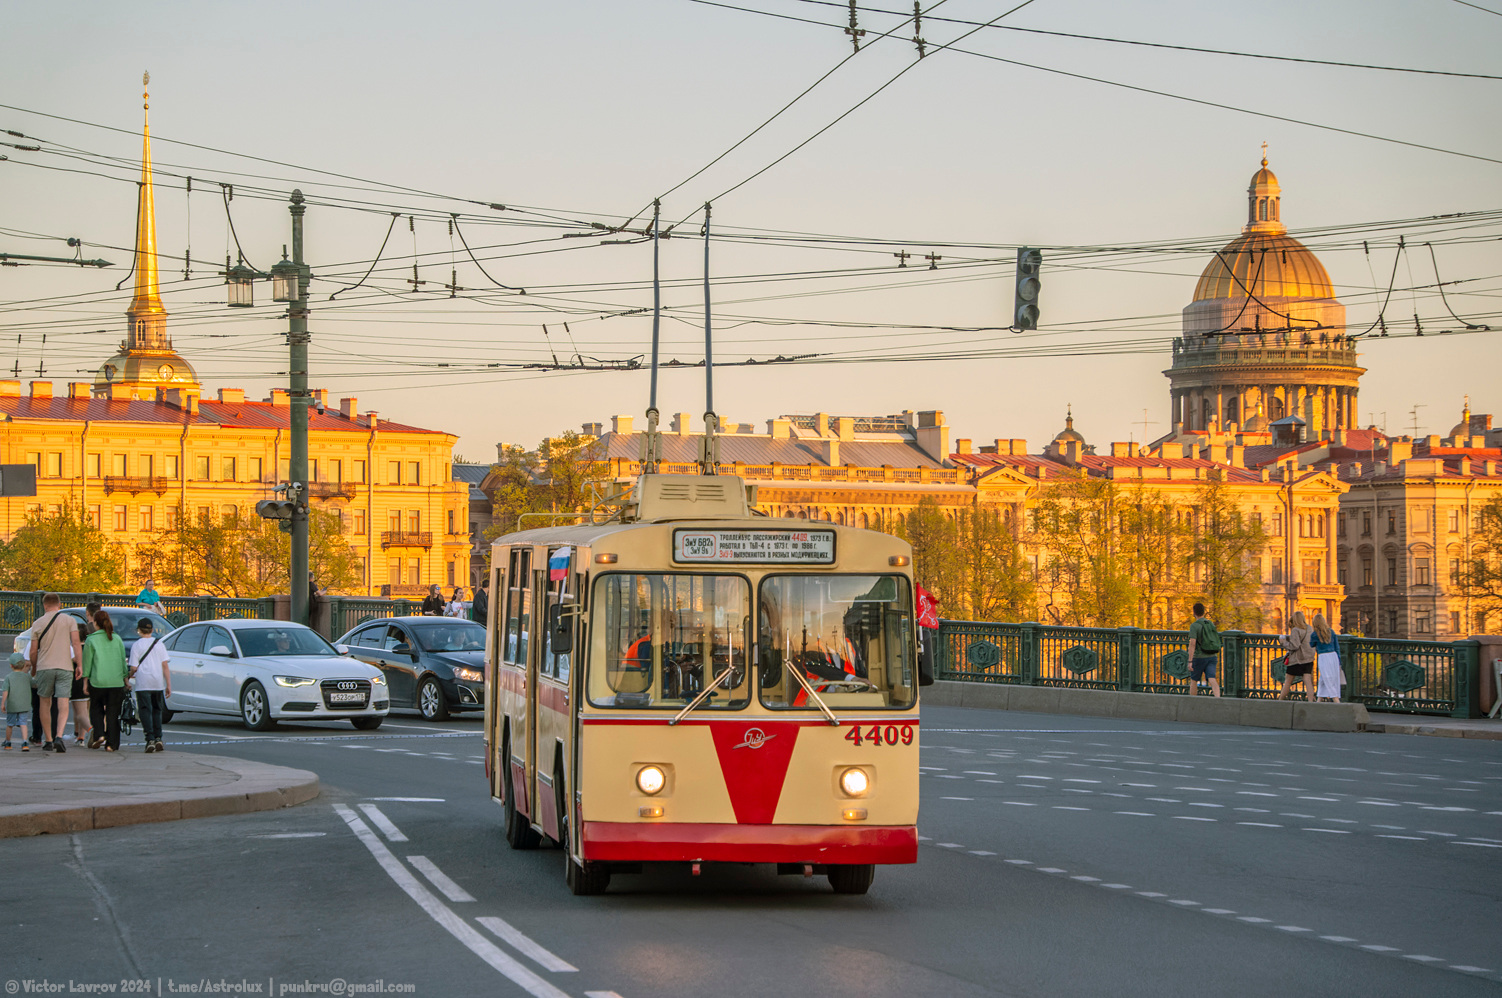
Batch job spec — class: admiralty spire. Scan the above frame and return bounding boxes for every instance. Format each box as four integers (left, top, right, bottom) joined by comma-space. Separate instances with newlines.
95, 72, 199, 399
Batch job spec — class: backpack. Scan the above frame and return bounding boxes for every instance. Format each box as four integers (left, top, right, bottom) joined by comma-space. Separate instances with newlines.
1196, 618, 1222, 655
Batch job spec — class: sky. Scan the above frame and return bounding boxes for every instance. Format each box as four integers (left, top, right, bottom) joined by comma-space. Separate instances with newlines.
2, 0, 1499, 461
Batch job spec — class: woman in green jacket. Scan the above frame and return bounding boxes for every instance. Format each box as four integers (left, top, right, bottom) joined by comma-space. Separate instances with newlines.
82, 610, 128, 751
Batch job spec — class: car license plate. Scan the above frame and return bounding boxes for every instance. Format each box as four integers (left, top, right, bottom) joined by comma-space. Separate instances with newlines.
329, 691, 365, 704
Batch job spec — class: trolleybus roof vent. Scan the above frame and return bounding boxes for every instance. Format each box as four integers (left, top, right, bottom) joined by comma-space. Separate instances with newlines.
633, 473, 751, 521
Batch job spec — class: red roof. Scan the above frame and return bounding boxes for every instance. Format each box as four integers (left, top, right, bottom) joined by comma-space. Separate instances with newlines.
0, 396, 445, 435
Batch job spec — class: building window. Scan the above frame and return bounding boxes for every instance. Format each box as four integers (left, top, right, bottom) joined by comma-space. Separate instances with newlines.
1302, 559, 1321, 584
197, 506, 210, 525
1270, 558, 1284, 585
165, 507, 178, 529
248, 457, 262, 482
164, 454, 179, 479
112, 454, 127, 477
1272, 512, 1284, 537
1362, 511, 1371, 536
222, 457, 236, 482
140, 506, 153, 532
407, 559, 421, 585
388, 560, 402, 585
1386, 510, 1396, 535
141, 455, 153, 478
353, 460, 366, 484
388, 460, 402, 485
408, 461, 421, 485
1386, 609, 1399, 634
193, 456, 210, 480
447, 561, 456, 586
88, 505, 102, 529
1338, 562, 1348, 586
1386, 557, 1398, 586
447, 510, 456, 535
1449, 510, 1461, 532
24, 452, 40, 473
1478, 612, 1490, 634
1450, 558, 1462, 586
1451, 611, 1462, 634
330, 459, 343, 484
1415, 611, 1431, 635
356, 557, 366, 586
44, 452, 63, 477
113, 505, 128, 531
310, 459, 319, 484
220, 504, 237, 523
1414, 558, 1430, 585
388, 510, 402, 533
1415, 509, 1429, 534
407, 509, 421, 533
86, 453, 101, 479
1337, 516, 1346, 538
1362, 558, 1373, 587
354, 510, 366, 536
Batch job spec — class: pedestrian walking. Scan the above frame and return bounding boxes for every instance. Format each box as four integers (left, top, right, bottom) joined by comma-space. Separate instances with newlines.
421, 584, 444, 616
127, 617, 171, 753
1186, 602, 1222, 697
473, 577, 489, 627
70, 602, 101, 747
1312, 613, 1342, 702
82, 609, 129, 752
2, 651, 33, 751
27, 593, 82, 752
445, 587, 466, 617
1278, 610, 1316, 702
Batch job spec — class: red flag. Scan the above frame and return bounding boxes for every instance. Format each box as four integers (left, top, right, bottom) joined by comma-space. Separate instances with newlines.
916, 584, 940, 630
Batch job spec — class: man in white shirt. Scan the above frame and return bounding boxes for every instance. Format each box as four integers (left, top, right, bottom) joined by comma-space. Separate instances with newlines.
127, 617, 172, 754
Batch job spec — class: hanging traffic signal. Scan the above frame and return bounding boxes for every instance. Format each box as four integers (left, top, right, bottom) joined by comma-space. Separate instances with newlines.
1014, 247, 1041, 331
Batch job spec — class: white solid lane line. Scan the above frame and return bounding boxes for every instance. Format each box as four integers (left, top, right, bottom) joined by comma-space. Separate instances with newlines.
332, 805, 571, 998
368, 797, 446, 802
477, 916, 580, 973
408, 856, 476, 903
358, 803, 408, 843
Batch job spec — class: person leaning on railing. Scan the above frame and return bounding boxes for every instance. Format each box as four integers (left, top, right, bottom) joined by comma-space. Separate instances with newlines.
1278, 611, 1316, 702
135, 579, 162, 613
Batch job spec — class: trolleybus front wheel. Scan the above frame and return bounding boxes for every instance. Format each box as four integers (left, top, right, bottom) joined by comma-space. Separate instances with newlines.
827, 864, 875, 895
566, 856, 611, 896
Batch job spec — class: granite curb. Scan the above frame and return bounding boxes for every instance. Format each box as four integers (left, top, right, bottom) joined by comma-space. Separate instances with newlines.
0, 750, 319, 838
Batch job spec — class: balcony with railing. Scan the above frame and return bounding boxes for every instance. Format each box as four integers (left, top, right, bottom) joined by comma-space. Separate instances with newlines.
380, 530, 433, 548
102, 476, 175, 494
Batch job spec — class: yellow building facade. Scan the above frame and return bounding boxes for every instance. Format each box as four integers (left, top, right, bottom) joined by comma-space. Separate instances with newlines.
0, 81, 469, 597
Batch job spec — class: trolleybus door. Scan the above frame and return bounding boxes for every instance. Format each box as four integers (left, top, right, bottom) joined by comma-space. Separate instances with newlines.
526, 544, 549, 827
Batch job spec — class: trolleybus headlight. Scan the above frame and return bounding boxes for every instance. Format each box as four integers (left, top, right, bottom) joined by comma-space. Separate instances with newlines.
636, 765, 666, 796
839, 767, 870, 798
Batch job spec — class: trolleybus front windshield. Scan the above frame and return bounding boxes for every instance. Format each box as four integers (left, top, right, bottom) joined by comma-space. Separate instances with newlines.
758, 574, 915, 710
589, 573, 751, 709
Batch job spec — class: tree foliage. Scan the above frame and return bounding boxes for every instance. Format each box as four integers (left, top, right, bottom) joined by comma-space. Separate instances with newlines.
484, 431, 610, 542
1460, 494, 1502, 625
1029, 476, 1136, 627
134, 504, 363, 597
0, 499, 126, 592
889, 498, 1034, 623
1179, 474, 1269, 631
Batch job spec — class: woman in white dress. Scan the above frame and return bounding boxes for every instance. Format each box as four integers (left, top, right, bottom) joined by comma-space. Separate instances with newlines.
1312, 613, 1342, 701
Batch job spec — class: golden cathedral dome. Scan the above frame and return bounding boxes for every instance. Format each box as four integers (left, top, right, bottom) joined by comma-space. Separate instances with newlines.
1191, 231, 1335, 301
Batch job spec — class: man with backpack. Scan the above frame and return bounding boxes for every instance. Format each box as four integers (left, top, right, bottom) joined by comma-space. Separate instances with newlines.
28, 593, 83, 751
1187, 601, 1222, 698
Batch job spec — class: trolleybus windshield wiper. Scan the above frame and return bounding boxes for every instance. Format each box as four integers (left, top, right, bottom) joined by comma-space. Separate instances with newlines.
785, 630, 840, 726
669, 663, 738, 725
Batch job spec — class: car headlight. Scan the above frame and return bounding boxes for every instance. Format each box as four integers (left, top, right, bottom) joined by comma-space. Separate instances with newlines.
273, 676, 316, 688
368, 673, 387, 685
452, 667, 483, 683
636, 765, 666, 796
839, 767, 870, 798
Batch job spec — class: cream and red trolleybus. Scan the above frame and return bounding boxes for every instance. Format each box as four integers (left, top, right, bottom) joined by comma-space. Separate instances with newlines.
483, 474, 922, 895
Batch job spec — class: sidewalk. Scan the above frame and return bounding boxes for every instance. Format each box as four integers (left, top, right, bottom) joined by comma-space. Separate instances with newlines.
0, 747, 319, 838
1362, 715, 1502, 740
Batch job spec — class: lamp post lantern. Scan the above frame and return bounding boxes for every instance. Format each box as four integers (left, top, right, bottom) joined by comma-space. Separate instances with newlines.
226, 256, 256, 307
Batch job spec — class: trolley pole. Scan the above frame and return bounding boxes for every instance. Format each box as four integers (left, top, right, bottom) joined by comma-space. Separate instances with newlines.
288, 191, 311, 626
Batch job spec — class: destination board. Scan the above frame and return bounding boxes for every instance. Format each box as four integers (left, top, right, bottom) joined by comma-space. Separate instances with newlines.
673, 529, 836, 565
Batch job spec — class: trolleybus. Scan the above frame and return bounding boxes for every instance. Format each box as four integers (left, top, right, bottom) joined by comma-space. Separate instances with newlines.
483, 473, 924, 894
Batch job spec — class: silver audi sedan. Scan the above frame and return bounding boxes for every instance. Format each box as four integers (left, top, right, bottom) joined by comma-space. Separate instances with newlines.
162, 619, 389, 731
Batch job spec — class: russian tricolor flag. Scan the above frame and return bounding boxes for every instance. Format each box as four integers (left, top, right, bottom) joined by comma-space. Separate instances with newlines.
548, 546, 572, 582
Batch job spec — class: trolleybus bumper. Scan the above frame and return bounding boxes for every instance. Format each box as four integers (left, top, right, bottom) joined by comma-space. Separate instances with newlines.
581, 822, 918, 864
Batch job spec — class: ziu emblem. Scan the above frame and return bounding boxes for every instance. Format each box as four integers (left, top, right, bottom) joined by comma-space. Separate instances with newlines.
732, 727, 776, 750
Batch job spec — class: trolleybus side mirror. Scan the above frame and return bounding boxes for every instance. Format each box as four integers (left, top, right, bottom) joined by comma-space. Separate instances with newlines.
547, 603, 573, 655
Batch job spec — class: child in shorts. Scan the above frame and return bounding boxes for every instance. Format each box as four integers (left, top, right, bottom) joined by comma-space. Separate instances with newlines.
2, 650, 33, 750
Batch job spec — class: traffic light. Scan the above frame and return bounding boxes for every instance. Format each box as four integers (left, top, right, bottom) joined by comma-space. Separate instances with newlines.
1014, 247, 1041, 331
256, 498, 298, 534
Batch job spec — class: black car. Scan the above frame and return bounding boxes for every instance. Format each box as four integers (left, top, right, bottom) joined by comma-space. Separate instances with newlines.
335, 616, 485, 720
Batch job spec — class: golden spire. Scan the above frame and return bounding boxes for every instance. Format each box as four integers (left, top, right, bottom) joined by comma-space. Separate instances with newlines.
1261, 140, 1268, 168
128, 70, 163, 318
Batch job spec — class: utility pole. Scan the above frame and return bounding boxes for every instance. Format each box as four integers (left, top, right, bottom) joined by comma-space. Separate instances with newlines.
288, 191, 311, 626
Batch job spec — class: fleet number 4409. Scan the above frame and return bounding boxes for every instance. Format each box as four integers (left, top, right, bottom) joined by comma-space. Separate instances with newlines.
844, 723, 915, 746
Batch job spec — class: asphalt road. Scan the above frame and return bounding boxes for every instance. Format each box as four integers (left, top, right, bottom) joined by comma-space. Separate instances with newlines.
4, 704, 1499, 998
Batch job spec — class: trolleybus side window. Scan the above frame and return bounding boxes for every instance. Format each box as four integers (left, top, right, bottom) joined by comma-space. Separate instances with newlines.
588, 573, 749, 709
759, 574, 916, 710
542, 551, 573, 683
505, 548, 530, 665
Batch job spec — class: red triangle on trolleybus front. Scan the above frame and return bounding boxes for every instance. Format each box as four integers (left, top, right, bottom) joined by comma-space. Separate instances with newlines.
708, 721, 802, 824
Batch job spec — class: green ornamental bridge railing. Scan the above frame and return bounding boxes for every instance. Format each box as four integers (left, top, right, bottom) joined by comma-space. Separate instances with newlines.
934, 620, 1483, 719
